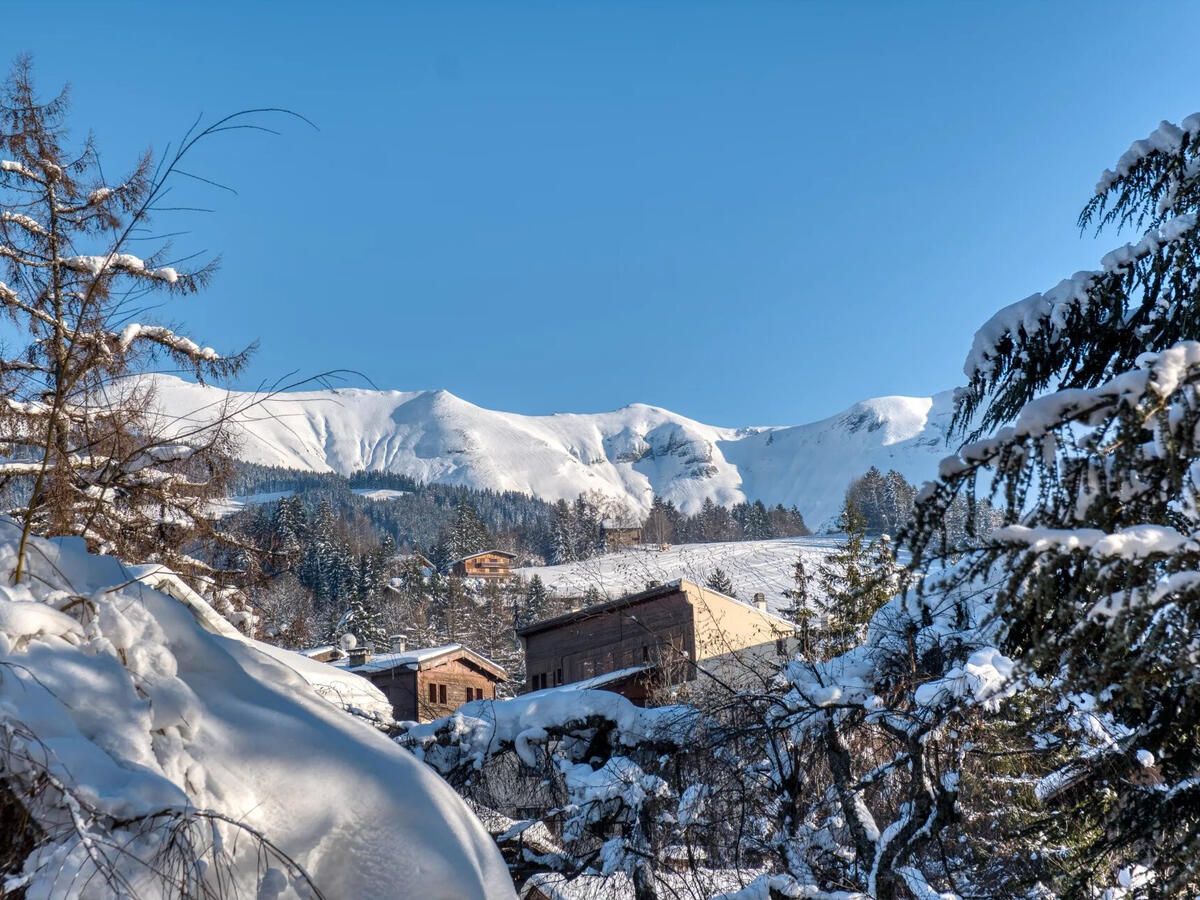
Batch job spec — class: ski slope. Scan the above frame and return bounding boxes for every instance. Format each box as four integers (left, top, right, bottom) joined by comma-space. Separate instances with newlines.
516, 536, 845, 616
150, 375, 959, 529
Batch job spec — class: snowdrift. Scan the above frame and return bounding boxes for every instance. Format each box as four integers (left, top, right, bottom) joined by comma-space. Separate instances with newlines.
0, 520, 514, 899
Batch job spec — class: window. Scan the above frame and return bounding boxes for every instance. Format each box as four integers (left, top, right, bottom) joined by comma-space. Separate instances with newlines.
428, 683, 437, 704
776, 638, 786, 656
438, 684, 447, 704
555, 668, 563, 685
467, 687, 476, 701
642, 645, 650, 662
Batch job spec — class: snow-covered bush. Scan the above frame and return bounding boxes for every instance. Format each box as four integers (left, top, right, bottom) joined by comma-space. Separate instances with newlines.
397, 567, 1020, 900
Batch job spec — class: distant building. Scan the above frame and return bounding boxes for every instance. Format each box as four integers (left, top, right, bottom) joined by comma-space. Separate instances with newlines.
320, 640, 508, 722
517, 579, 795, 705
449, 549, 517, 580
603, 526, 644, 551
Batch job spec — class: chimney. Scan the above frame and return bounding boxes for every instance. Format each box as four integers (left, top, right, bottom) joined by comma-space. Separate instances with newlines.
348, 646, 371, 668
390, 634, 407, 654
753, 592, 767, 612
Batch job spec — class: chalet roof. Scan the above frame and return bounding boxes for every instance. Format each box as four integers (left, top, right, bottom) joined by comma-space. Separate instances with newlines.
516, 579, 797, 637
329, 642, 509, 681
559, 664, 654, 691
450, 548, 518, 566
300, 645, 336, 658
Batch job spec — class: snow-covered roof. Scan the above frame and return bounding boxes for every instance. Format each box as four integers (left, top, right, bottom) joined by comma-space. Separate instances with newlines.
330, 642, 509, 681
557, 665, 654, 691
300, 644, 337, 658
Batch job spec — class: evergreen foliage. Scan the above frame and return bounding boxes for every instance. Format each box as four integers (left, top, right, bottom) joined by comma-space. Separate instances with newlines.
704, 566, 736, 597
815, 500, 901, 656
519, 574, 551, 628
908, 112, 1200, 896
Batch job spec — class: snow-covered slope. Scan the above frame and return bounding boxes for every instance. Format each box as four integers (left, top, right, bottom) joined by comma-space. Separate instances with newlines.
150, 375, 958, 529
0, 519, 514, 899
517, 536, 842, 617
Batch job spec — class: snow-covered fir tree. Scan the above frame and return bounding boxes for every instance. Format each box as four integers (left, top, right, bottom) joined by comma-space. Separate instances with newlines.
814, 499, 900, 656
907, 110, 1200, 896
704, 566, 736, 597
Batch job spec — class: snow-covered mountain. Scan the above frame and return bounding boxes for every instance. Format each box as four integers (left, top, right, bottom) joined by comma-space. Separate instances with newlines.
150, 375, 959, 529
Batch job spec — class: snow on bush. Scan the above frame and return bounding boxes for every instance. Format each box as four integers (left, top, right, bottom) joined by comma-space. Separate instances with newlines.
0, 519, 514, 898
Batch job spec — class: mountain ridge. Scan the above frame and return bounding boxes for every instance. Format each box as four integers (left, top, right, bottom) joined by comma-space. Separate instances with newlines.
149, 375, 959, 529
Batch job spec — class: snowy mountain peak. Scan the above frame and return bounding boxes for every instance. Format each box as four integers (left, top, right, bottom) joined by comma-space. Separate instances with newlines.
150, 375, 958, 529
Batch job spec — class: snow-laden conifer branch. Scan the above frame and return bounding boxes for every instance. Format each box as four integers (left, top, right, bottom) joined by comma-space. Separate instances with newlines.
955, 109, 1200, 438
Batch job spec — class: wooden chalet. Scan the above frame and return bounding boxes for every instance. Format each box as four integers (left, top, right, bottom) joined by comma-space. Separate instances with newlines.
517, 579, 796, 704
449, 549, 517, 580
603, 526, 644, 551
328, 641, 508, 722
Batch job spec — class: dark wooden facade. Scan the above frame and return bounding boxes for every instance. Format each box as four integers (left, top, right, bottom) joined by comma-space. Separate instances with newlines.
450, 549, 517, 580
344, 646, 507, 722
603, 526, 644, 551
519, 583, 697, 702
518, 580, 795, 705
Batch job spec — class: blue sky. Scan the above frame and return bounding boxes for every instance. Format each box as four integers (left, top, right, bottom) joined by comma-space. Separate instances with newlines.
6, 2, 1200, 424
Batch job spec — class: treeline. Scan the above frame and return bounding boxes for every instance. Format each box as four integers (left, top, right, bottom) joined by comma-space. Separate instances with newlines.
643, 496, 811, 545
228, 463, 816, 565
216, 493, 576, 682
229, 462, 554, 556
845, 465, 1002, 539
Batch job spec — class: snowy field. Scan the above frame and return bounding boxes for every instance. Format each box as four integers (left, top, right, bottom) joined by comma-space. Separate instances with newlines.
350, 487, 411, 501
516, 536, 845, 617
210, 486, 409, 518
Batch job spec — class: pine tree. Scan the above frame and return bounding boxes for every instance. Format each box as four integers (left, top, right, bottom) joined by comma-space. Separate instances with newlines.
519, 574, 551, 628
270, 495, 306, 569
698, 497, 718, 542
704, 566, 736, 597
815, 499, 898, 656
742, 500, 773, 540
549, 499, 576, 564
643, 495, 677, 545
908, 111, 1200, 894
781, 553, 817, 657
449, 501, 490, 558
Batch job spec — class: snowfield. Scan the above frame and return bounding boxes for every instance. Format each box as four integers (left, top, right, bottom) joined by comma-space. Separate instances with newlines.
0, 520, 514, 899
148, 375, 958, 529
516, 536, 844, 616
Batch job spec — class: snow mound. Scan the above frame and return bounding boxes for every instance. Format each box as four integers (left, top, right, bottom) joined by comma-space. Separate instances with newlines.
147, 375, 958, 529
0, 519, 513, 899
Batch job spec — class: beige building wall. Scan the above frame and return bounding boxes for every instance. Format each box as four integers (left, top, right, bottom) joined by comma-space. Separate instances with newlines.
681, 581, 797, 689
